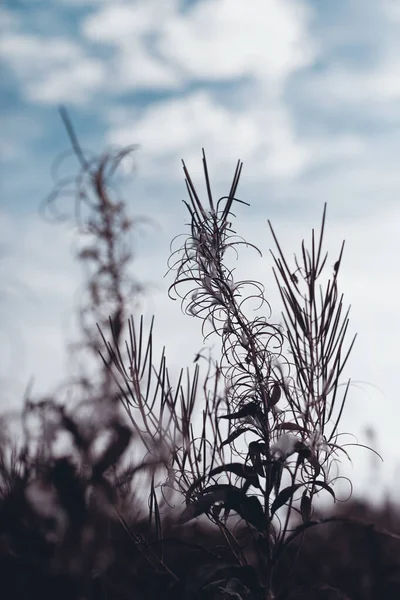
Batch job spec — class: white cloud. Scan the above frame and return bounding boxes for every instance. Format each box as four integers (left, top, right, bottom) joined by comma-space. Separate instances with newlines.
106, 39, 181, 91
4, 0, 314, 102
28, 58, 106, 104
108, 92, 258, 159
158, 0, 314, 87
89, 0, 315, 182
2, 33, 106, 105
81, 0, 314, 94
82, 0, 182, 90
82, 1, 178, 41
299, 62, 400, 112
107, 91, 312, 181
3, 34, 80, 65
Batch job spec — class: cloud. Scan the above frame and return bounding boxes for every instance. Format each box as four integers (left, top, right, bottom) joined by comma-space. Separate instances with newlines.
295, 62, 400, 115
100, 39, 181, 91
81, 0, 314, 93
158, 0, 315, 86
4, 0, 314, 102
106, 90, 313, 182
2, 33, 106, 104
82, 1, 178, 40
87, 0, 315, 183
82, 1, 182, 91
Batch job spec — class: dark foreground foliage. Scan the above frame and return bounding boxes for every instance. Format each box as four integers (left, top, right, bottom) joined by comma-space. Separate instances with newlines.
1, 451, 399, 600
1, 112, 399, 600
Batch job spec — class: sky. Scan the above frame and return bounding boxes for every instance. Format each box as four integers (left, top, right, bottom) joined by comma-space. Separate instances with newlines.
1, 0, 400, 503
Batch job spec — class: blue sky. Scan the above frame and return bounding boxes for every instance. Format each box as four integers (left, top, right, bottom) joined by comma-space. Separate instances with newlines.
1, 0, 400, 502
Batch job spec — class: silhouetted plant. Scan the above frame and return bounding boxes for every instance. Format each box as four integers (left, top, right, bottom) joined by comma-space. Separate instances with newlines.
41, 107, 150, 411
2, 114, 398, 600
99, 150, 383, 599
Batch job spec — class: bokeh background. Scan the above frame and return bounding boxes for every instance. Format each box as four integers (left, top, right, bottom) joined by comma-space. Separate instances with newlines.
1, 0, 400, 503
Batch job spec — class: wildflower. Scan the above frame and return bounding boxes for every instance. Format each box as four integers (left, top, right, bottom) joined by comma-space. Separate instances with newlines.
270, 433, 298, 460
309, 429, 329, 455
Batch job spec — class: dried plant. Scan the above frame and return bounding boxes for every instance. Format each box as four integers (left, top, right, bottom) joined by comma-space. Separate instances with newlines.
41, 107, 150, 408
2, 114, 395, 600
99, 150, 382, 599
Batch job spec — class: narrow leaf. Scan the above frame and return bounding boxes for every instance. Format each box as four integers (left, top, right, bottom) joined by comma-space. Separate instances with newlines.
271, 479, 335, 516
265, 460, 283, 496
248, 441, 265, 477
220, 426, 250, 448
269, 383, 281, 407
307, 453, 321, 477
271, 483, 303, 516
219, 402, 260, 420
180, 484, 266, 533
313, 480, 335, 501
239, 495, 266, 532
186, 462, 261, 500
276, 422, 306, 433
